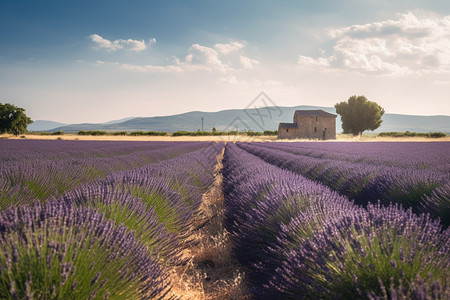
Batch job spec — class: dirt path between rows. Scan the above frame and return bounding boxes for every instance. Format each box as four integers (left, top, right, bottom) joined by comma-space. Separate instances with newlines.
165, 149, 249, 299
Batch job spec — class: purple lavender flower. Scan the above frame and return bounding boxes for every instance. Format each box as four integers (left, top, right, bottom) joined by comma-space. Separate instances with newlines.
222, 143, 449, 299
0, 199, 170, 298
237, 141, 449, 225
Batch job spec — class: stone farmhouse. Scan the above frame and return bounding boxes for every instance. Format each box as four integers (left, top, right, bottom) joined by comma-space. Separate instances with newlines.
278, 110, 337, 140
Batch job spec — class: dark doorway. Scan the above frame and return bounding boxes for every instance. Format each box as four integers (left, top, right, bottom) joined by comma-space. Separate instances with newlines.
323, 131, 326, 139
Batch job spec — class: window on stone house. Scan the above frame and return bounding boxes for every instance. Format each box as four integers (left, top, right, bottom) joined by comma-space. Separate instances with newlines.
286, 129, 288, 133
314, 127, 317, 132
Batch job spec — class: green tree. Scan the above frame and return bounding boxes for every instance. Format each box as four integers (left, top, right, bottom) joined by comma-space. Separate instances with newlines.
335, 95, 384, 136
0, 103, 33, 134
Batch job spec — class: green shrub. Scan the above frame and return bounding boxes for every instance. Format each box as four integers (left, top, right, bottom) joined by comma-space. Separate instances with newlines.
130, 131, 146, 136
428, 132, 446, 138
147, 131, 167, 136
172, 131, 198, 136
246, 131, 263, 136
264, 130, 278, 136
112, 131, 128, 136
378, 131, 446, 138
78, 130, 107, 136
130, 131, 167, 136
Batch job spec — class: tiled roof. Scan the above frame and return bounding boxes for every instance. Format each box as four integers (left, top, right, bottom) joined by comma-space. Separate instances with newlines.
294, 109, 336, 117
279, 122, 298, 128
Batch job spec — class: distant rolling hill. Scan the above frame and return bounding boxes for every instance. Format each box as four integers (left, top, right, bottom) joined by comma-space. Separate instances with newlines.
377, 114, 450, 133
28, 120, 69, 131
29, 117, 135, 132
44, 106, 450, 134
102, 117, 136, 125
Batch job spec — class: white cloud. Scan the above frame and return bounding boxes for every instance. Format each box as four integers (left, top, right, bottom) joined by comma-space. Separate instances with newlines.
240, 55, 259, 69
298, 55, 330, 68
120, 63, 183, 73
89, 34, 150, 52
214, 41, 245, 55
180, 43, 230, 72
217, 75, 240, 84
217, 75, 282, 88
298, 12, 450, 75
101, 41, 258, 74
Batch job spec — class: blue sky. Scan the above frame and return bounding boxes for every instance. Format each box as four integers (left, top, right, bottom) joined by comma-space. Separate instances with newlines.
1, 0, 449, 123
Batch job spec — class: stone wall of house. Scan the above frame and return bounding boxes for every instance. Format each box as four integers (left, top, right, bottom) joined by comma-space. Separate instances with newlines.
277, 111, 337, 140
294, 115, 336, 140
277, 125, 299, 139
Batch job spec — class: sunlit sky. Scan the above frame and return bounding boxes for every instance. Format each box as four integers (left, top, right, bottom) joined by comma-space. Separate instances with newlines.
1, 0, 449, 123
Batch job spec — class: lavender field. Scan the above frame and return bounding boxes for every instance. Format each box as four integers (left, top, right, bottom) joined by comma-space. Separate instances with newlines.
224, 142, 449, 298
0, 140, 224, 299
0, 140, 449, 299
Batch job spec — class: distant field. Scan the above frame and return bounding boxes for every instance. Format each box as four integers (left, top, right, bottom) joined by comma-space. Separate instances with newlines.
2, 133, 449, 142
2, 133, 277, 142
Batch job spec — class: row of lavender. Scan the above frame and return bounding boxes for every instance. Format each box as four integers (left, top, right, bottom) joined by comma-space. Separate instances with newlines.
0, 140, 207, 210
238, 142, 450, 226
0, 141, 224, 298
223, 143, 449, 298
255, 141, 450, 172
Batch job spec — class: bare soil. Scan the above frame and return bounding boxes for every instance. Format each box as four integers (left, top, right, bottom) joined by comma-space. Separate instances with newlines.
165, 150, 250, 299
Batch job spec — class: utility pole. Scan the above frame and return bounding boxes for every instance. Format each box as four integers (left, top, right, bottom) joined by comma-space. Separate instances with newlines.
201, 117, 204, 132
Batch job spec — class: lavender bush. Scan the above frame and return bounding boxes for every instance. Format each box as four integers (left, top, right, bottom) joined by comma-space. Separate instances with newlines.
60, 183, 179, 262
223, 143, 357, 296
270, 203, 449, 299
0, 140, 210, 209
238, 142, 450, 225
223, 143, 449, 299
0, 140, 225, 297
57, 142, 224, 265
0, 200, 168, 299
257, 141, 449, 173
